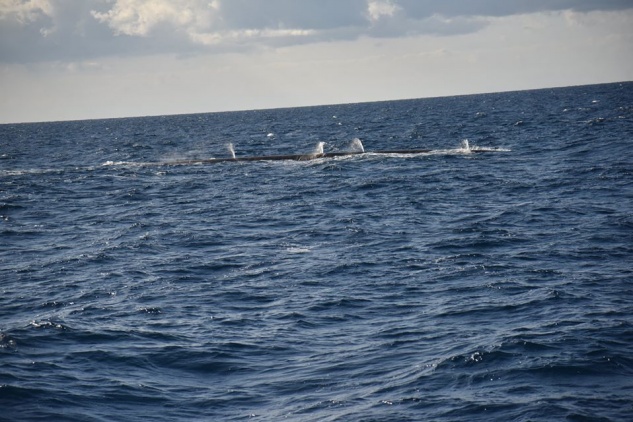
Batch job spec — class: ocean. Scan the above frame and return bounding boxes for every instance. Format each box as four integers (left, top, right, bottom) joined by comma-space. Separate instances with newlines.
1, 82, 632, 421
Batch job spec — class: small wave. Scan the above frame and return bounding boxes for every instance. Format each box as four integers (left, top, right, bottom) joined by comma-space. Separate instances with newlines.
1, 168, 63, 176
102, 160, 134, 166
0, 332, 17, 349
586, 117, 606, 125
470, 146, 512, 152
29, 320, 68, 330
138, 307, 162, 314
101, 160, 153, 168
286, 246, 311, 254
0, 202, 25, 211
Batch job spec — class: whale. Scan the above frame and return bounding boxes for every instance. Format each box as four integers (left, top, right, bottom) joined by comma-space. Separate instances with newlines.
161, 148, 493, 166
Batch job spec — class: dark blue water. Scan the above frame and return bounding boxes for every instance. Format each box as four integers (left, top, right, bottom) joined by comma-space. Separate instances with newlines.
1, 82, 632, 421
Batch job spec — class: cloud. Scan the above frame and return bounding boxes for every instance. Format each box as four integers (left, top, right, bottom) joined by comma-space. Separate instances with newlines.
0, 0, 53, 23
367, 0, 400, 22
1, 0, 632, 64
90, 0, 219, 37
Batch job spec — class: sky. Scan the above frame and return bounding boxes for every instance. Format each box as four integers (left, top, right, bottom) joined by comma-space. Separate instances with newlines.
1, 0, 632, 123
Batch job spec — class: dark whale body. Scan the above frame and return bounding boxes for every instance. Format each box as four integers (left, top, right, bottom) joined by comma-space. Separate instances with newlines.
163, 148, 492, 166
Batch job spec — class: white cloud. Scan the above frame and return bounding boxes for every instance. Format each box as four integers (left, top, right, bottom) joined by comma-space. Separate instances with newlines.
367, 0, 400, 23
189, 27, 316, 46
90, 0, 218, 37
0, 0, 53, 23
89, 0, 324, 50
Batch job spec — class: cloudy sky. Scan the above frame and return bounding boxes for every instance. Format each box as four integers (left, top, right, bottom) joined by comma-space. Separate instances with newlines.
1, 0, 632, 123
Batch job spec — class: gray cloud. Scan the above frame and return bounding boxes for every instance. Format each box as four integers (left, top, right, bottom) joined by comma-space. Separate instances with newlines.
1, 0, 631, 64
217, 0, 368, 30
398, 0, 633, 19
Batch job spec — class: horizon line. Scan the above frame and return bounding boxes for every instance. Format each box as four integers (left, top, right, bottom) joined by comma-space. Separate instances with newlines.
2, 80, 630, 126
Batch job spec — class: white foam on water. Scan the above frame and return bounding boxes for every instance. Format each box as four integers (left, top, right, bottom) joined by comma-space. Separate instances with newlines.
1, 168, 61, 176
287, 247, 311, 254
470, 146, 512, 152
102, 160, 147, 167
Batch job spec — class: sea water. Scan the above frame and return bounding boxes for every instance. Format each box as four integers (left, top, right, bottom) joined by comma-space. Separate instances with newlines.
1, 82, 632, 421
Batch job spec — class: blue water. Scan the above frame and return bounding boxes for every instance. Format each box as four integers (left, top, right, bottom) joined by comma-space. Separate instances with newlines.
1, 82, 632, 421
